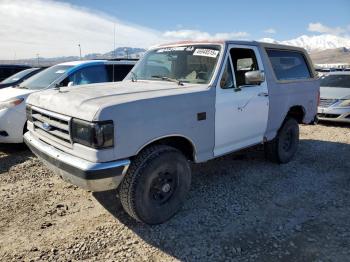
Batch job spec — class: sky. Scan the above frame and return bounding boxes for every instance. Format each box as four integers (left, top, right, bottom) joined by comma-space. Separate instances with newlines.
0, 0, 349, 59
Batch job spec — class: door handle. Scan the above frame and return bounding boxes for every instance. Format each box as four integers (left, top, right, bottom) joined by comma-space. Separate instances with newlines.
258, 92, 268, 97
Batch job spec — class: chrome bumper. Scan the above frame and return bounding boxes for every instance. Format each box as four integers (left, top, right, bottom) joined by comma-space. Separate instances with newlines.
24, 132, 130, 192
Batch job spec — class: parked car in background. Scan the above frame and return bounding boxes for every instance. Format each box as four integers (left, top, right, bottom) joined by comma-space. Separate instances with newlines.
318, 72, 350, 123
0, 64, 31, 82
0, 59, 136, 143
0, 68, 44, 89
25, 41, 319, 224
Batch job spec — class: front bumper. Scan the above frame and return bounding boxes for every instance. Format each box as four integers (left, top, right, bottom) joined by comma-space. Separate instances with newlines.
317, 106, 350, 123
24, 132, 130, 192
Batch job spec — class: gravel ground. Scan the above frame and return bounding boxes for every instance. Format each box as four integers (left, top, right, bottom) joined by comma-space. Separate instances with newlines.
0, 123, 349, 262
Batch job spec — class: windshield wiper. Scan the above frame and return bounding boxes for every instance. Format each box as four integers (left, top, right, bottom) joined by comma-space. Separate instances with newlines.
151, 75, 184, 86
17, 85, 27, 89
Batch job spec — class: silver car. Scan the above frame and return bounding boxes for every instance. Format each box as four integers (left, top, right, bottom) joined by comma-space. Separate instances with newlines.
318, 72, 350, 123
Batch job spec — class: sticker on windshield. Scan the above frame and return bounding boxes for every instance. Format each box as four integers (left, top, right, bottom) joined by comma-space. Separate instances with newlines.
55, 70, 66, 74
157, 47, 187, 53
193, 49, 219, 58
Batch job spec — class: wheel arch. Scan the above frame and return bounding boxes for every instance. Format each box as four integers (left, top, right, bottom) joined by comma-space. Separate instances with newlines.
135, 135, 197, 162
285, 105, 305, 124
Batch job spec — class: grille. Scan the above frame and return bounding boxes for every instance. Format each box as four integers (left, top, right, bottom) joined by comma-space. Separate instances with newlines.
31, 107, 72, 147
319, 98, 338, 108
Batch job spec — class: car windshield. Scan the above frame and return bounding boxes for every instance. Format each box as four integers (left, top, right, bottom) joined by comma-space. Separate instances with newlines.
320, 74, 350, 88
126, 45, 221, 85
19, 65, 72, 90
1, 68, 37, 84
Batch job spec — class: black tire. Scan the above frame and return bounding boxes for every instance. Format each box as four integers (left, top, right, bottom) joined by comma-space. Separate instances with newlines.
265, 117, 299, 164
119, 145, 191, 224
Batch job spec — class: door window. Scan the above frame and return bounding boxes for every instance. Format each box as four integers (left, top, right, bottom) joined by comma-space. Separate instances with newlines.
62, 65, 108, 86
230, 48, 259, 87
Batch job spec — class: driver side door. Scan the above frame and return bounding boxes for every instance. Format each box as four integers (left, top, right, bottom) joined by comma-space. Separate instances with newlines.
214, 45, 269, 157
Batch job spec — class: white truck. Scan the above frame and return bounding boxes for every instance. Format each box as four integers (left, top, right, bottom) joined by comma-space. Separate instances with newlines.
25, 41, 319, 224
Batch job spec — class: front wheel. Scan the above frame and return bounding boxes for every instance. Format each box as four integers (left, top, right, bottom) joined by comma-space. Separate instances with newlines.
119, 145, 191, 224
265, 118, 299, 164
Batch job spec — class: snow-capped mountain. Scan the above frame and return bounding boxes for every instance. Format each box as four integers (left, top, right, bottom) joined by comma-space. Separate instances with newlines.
260, 34, 350, 52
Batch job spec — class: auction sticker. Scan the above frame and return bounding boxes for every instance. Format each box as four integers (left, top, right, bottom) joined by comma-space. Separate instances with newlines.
193, 49, 219, 58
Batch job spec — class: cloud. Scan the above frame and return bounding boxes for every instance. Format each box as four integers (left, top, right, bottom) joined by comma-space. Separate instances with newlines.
0, 0, 252, 59
264, 28, 276, 34
308, 22, 346, 35
0, 0, 163, 59
163, 29, 250, 40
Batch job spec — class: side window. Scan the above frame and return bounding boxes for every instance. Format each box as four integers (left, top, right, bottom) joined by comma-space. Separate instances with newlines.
230, 48, 259, 87
266, 49, 311, 81
220, 57, 234, 89
66, 65, 108, 86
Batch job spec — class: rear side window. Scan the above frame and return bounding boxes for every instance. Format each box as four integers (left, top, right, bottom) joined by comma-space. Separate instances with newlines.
266, 49, 311, 81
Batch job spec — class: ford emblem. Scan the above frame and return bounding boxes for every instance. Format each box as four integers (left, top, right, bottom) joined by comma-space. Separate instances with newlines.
42, 122, 52, 131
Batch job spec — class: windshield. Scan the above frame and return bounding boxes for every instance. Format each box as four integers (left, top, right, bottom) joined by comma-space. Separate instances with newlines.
126, 45, 221, 85
1, 68, 37, 84
19, 65, 72, 90
320, 74, 350, 88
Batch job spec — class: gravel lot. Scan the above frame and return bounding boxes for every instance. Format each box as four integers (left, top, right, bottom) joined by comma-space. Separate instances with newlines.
0, 123, 349, 262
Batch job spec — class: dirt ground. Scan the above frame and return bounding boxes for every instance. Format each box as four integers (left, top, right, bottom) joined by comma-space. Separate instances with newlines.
0, 123, 349, 262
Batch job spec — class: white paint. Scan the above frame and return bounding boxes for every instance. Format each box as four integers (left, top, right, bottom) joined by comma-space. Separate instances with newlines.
214, 45, 269, 156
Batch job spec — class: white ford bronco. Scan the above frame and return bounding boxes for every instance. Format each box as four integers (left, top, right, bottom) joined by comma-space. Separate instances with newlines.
25, 41, 319, 224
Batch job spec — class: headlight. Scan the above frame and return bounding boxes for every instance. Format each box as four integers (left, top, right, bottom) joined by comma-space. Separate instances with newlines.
0, 98, 24, 110
71, 119, 114, 149
339, 99, 350, 107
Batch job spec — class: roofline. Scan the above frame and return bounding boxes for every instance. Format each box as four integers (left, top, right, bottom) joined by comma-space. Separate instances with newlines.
151, 40, 307, 53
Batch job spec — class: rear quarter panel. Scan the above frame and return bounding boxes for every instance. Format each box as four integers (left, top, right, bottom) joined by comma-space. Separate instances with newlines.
258, 44, 320, 140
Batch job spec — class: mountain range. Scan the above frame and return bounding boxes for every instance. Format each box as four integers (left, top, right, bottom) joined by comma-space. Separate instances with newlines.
260, 34, 350, 52
1, 35, 350, 66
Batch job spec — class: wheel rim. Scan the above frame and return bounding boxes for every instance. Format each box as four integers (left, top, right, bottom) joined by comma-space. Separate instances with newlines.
149, 171, 178, 205
282, 128, 294, 152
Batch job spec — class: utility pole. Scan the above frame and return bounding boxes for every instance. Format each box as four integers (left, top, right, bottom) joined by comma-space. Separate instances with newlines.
36, 54, 40, 66
113, 23, 116, 81
78, 44, 82, 60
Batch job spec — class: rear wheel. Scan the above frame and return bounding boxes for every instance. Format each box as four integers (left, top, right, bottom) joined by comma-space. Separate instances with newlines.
265, 118, 299, 164
119, 145, 191, 224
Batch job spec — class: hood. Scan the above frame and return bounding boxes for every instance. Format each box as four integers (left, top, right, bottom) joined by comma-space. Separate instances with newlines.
27, 81, 208, 121
320, 86, 350, 100
0, 86, 36, 102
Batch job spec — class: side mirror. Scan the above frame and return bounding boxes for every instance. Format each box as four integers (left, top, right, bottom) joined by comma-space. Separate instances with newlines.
67, 81, 74, 87
245, 70, 265, 85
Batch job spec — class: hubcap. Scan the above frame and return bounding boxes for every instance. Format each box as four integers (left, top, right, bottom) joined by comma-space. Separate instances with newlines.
162, 183, 171, 193
149, 171, 177, 205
